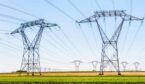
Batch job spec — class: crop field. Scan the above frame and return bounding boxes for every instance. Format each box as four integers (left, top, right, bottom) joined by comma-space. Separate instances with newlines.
0, 71, 145, 83
1, 71, 145, 76
0, 76, 145, 83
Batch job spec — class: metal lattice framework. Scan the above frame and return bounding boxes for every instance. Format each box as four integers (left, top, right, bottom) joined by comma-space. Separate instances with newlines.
72, 60, 82, 71
89, 61, 98, 71
133, 62, 140, 71
77, 10, 143, 75
11, 19, 59, 76
121, 61, 128, 71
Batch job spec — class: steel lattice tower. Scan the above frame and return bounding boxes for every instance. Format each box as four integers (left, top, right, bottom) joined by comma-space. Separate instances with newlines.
89, 61, 98, 71
72, 60, 82, 71
121, 61, 128, 71
77, 10, 143, 75
133, 62, 140, 71
11, 19, 59, 76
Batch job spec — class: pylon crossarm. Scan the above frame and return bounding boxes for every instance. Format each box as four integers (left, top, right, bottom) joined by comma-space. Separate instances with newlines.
94, 10, 126, 17
78, 10, 143, 24
11, 27, 21, 34
78, 15, 98, 23
123, 14, 144, 21
20, 19, 44, 28
42, 23, 58, 28
78, 10, 126, 23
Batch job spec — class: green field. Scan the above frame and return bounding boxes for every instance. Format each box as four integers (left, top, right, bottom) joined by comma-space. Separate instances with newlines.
0, 72, 145, 83
0, 76, 145, 83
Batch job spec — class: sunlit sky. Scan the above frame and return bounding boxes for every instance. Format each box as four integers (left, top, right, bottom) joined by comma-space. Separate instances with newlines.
0, 0, 145, 72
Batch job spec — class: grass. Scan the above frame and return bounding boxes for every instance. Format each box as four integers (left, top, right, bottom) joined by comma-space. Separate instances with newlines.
0, 76, 145, 82
0, 71, 145, 83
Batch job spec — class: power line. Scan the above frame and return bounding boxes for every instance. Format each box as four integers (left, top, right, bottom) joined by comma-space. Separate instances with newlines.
124, 0, 144, 54
0, 0, 83, 61
40, 47, 72, 62
41, 57, 69, 64
1, 16, 70, 60
0, 19, 19, 24
130, 0, 133, 16
44, 0, 87, 59
0, 31, 23, 51
66, 0, 99, 58
49, 31, 80, 60
78, 25, 97, 58
78, 10, 143, 75
88, 25, 100, 54
0, 2, 78, 66
47, 30, 72, 51
10, 30, 70, 65
120, 24, 130, 56
0, 16, 74, 63
67, 0, 100, 55
0, 30, 11, 32
0, 0, 78, 60
30, 28, 73, 61
66, 0, 86, 18
0, 49, 18, 57
60, 29, 82, 58
120, 0, 133, 56
125, 23, 143, 55
39, 49, 70, 65
0, 3, 40, 19
112, 0, 115, 10
0, 13, 27, 22
0, 18, 71, 70
88, 2, 101, 54
41, 38, 74, 60
44, 0, 75, 21
67, 0, 99, 57
94, 0, 101, 10
0, 41, 21, 51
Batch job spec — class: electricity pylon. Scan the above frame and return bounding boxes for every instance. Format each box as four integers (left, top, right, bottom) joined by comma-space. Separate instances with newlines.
133, 62, 140, 71
72, 60, 82, 71
77, 10, 143, 75
11, 19, 59, 76
89, 61, 98, 71
121, 61, 128, 71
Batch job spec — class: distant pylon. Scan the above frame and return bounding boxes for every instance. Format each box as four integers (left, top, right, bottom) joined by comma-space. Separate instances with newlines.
77, 10, 143, 75
72, 60, 82, 71
121, 61, 128, 71
133, 62, 140, 71
89, 61, 98, 71
11, 19, 59, 76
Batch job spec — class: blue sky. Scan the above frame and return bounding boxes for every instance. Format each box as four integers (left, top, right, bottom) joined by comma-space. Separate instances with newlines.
0, 0, 145, 72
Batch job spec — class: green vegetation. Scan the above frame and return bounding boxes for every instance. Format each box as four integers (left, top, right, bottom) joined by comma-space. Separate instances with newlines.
0, 76, 145, 82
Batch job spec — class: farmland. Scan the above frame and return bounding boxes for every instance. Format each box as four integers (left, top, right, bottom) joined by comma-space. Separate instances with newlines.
0, 71, 145, 83
0, 76, 145, 83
